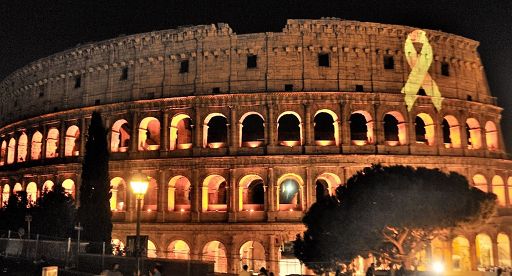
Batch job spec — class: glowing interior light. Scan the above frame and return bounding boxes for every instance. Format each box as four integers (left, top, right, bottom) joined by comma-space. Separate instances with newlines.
177, 143, 193, 150
432, 262, 444, 273
289, 209, 293, 212
352, 140, 367, 146
315, 140, 335, 146
208, 142, 225, 149
250, 209, 254, 212
180, 208, 185, 212
280, 140, 300, 147
147, 209, 151, 212
245, 141, 263, 148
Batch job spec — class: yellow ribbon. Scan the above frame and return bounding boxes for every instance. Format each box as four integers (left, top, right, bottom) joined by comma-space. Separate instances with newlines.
401, 30, 443, 111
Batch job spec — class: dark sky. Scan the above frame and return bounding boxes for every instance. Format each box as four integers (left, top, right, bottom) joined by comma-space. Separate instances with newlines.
1, 0, 510, 152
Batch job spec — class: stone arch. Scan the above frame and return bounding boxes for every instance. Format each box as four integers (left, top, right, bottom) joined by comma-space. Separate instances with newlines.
17, 133, 28, 162
452, 236, 471, 271
442, 115, 462, 148
277, 173, 303, 211
202, 240, 228, 273
42, 180, 54, 193
64, 125, 80, 157
473, 174, 488, 192
415, 113, 435, 145
492, 175, 506, 206
169, 114, 193, 150
277, 111, 303, 146
240, 112, 265, 148
46, 128, 59, 158
13, 183, 22, 194
202, 175, 227, 211
168, 176, 191, 211
315, 173, 342, 202
383, 111, 407, 146
2, 184, 10, 205
110, 177, 126, 211
466, 118, 482, 149
349, 110, 374, 145
0, 140, 6, 165
239, 174, 265, 211
498, 233, 511, 267
240, 240, 266, 272
314, 109, 339, 146
147, 240, 158, 258
139, 117, 161, 151
509, 177, 512, 208
62, 179, 75, 198
484, 121, 499, 150
203, 113, 228, 148
167, 240, 190, 260
31, 131, 43, 160
476, 233, 494, 267
111, 119, 131, 152
143, 177, 158, 211
7, 138, 15, 164
26, 182, 37, 204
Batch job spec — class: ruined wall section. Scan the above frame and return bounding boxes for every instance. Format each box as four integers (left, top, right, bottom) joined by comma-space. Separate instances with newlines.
0, 19, 492, 126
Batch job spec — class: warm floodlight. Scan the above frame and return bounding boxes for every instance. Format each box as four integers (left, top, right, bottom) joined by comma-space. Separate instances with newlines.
130, 173, 149, 198
432, 261, 444, 273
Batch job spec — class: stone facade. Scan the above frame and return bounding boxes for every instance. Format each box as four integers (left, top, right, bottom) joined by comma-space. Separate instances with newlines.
0, 18, 510, 274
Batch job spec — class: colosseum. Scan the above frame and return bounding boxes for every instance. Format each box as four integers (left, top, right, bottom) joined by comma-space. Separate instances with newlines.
0, 18, 510, 274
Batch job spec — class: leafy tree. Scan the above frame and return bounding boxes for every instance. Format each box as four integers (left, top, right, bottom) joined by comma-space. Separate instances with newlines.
32, 185, 76, 239
295, 165, 497, 273
77, 111, 112, 253
0, 191, 31, 235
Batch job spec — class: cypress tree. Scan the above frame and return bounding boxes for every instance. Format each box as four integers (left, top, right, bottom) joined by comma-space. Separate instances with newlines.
78, 111, 112, 253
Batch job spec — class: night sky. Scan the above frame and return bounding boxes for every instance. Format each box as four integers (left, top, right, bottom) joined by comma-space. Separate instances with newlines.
1, 0, 510, 152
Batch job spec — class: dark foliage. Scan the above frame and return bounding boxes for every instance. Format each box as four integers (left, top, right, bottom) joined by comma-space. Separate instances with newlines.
295, 165, 497, 273
32, 185, 76, 239
77, 111, 112, 253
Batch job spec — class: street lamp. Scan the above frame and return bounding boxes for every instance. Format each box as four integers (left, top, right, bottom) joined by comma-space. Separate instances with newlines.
130, 172, 149, 276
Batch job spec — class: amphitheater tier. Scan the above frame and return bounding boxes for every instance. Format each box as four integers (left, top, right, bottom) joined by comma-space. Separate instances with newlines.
0, 18, 511, 275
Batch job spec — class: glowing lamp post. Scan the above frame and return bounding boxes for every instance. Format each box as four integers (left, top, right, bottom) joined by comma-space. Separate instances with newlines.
130, 173, 148, 276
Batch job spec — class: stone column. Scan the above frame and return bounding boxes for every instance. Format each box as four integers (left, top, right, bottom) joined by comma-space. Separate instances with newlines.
157, 169, 167, 221
306, 167, 313, 208
267, 168, 275, 212
304, 103, 312, 146
130, 111, 139, 153
340, 102, 351, 145
228, 168, 238, 222
160, 110, 170, 153
267, 104, 276, 146
194, 107, 202, 148
26, 131, 32, 161
59, 121, 66, 158
492, 239, 499, 266
41, 125, 47, 160
469, 235, 478, 270
268, 235, 280, 276
229, 107, 238, 153
191, 168, 200, 222
80, 117, 86, 156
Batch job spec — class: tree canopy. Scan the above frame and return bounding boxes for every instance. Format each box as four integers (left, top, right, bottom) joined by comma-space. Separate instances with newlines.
294, 165, 497, 273
78, 111, 112, 252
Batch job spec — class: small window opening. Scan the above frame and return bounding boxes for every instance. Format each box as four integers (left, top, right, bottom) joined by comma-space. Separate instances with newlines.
284, 84, 294, 92
74, 76, 82, 88
39, 91, 44, 98
212, 87, 221, 94
120, 67, 129, 80
247, 55, 257, 69
14, 101, 18, 107
441, 62, 450, 76
417, 88, 427, 96
318, 53, 330, 67
146, 92, 155, 99
53, 107, 59, 112
467, 95, 472, 101
180, 60, 189, 73
94, 99, 101, 106
383, 55, 395, 69
355, 85, 364, 92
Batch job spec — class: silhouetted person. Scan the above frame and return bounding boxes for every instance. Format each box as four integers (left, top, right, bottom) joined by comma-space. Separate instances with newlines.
366, 263, 375, 276
259, 267, 268, 276
239, 264, 251, 276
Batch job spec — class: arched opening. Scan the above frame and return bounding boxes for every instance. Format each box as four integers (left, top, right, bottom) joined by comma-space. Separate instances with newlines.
466, 118, 482, 149
277, 112, 302, 147
442, 116, 462, 148
46, 128, 59, 158
415, 113, 435, 145
202, 175, 227, 211
240, 113, 265, 148
383, 111, 406, 146
17, 133, 28, 162
0, 141, 6, 165
452, 236, 471, 271
142, 177, 158, 211
26, 182, 37, 204
314, 110, 338, 146
111, 119, 131, 152
110, 177, 126, 211
169, 114, 193, 150
147, 240, 157, 258
168, 176, 191, 211
315, 179, 329, 202
167, 240, 190, 260
13, 183, 22, 194
476, 233, 493, 268
278, 175, 302, 211
62, 179, 75, 198
31, 131, 43, 160
240, 175, 265, 211
498, 233, 511, 267
42, 180, 54, 193
315, 173, 342, 202
64, 125, 80, 156
7, 138, 15, 164
349, 111, 373, 145
202, 241, 228, 273
492, 175, 506, 206
2, 184, 10, 205
204, 113, 228, 148
139, 117, 161, 151
473, 174, 488, 192
240, 241, 266, 272
485, 121, 499, 150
